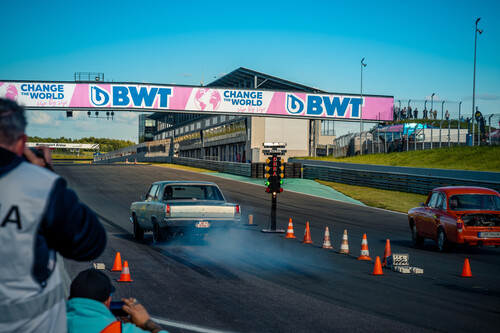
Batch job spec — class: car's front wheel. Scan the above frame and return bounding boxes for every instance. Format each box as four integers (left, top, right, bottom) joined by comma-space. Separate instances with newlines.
133, 215, 144, 241
411, 222, 424, 247
437, 227, 451, 252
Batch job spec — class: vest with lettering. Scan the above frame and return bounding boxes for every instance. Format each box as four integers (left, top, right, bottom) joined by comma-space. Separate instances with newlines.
0, 162, 66, 333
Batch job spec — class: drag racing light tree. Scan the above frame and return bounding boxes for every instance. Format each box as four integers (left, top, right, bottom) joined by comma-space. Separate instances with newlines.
265, 156, 284, 193
262, 143, 287, 233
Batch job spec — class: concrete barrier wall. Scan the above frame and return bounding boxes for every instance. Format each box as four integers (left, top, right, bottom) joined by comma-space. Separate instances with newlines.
289, 159, 500, 194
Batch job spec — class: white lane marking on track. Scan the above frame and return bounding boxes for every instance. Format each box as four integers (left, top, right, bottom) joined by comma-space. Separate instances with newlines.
151, 316, 236, 333
148, 164, 407, 216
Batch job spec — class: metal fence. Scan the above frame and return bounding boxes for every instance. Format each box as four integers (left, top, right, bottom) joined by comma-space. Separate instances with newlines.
332, 114, 499, 157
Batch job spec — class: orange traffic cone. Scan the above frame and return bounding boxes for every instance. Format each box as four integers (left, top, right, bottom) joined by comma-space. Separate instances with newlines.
381, 239, 392, 267
357, 234, 372, 260
371, 256, 385, 275
117, 261, 133, 282
338, 229, 350, 254
321, 227, 333, 249
134, 158, 137, 164
110, 252, 123, 272
460, 258, 473, 277
285, 218, 296, 239
302, 222, 313, 244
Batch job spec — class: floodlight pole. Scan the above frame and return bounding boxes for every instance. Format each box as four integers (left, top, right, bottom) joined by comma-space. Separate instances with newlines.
458, 101, 462, 144
472, 18, 482, 146
431, 93, 435, 118
360, 58, 366, 155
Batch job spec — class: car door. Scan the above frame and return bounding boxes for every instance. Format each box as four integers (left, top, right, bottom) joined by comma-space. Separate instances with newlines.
428, 192, 447, 240
145, 184, 160, 229
135, 185, 154, 226
419, 192, 439, 237
150, 183, 166, 223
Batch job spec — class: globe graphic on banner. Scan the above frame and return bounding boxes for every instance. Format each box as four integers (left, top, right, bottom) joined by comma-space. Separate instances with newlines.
194, 89, 221, 111
0, 83, 19, 101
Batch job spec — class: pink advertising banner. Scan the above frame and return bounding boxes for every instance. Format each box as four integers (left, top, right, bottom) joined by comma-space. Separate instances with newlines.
0, 81, 394, 121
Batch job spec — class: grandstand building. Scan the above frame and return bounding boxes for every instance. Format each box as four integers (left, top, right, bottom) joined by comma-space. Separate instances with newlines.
146, 67, 362, 162
138, 114, 156, 143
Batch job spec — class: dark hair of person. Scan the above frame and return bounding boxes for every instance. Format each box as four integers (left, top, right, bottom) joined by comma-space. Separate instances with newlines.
0, 98, 27, 145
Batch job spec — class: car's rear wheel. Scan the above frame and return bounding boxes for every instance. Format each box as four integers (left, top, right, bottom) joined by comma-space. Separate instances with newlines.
411, 223, 424, 247
133, 215, 144, 241
437, 227, 451, 252
152, 220, 172, 243
152, 221, 162, 243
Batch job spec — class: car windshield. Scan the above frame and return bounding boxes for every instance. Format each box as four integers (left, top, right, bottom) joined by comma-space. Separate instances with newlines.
449, 194, 500, 211
163, 185, 224, 201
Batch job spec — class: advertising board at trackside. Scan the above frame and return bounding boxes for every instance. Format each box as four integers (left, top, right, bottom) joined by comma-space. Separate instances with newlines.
0, 81, 394, 121
26, 143, 99, 149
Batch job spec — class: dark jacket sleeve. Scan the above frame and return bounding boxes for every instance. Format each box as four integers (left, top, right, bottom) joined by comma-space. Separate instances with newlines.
41, 177, 106, 260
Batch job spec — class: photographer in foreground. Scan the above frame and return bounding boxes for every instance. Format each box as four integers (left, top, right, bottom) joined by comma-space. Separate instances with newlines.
0, 98, 106, 332
67, 269, 167, 333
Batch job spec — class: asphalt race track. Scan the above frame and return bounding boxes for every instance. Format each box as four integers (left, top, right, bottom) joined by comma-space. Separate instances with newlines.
59, 164, 500, 333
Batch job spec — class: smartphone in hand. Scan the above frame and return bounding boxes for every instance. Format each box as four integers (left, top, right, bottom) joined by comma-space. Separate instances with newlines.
110, 301, 127, 317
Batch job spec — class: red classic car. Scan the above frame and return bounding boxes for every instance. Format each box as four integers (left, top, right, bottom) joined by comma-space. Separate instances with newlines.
408, 186, 500, 252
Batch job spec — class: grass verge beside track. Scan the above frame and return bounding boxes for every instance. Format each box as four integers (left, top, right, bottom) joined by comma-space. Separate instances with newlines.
297, 145, 500, 172
317, 180, 427, 213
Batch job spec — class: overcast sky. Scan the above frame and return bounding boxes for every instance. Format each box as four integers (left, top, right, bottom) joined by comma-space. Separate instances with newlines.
1, 0, 499, 142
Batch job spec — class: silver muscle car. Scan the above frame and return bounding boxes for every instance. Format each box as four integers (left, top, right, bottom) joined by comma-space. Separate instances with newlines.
130, 181, 241, 242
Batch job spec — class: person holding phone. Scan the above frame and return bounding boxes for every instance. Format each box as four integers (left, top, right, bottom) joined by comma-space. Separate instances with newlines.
67, 269, 167, 333
0, 98, 106, 332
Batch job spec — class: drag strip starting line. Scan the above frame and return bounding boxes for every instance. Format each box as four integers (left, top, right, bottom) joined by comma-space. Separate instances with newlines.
151, 316, 236, 333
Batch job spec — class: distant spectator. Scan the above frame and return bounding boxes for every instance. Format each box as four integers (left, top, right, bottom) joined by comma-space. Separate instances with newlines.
460, 116, 465, 122
401, 107, 407, 120
445, 110, 450, 120
414, 108, 418, 119
433, 110, 438, 119
67, 269, 167, 333
423, 109, 428, 119
408, 106, 413, 119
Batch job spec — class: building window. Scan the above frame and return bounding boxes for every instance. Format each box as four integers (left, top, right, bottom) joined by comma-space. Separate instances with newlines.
196, 122, 201, 129
321, 120, 335, 136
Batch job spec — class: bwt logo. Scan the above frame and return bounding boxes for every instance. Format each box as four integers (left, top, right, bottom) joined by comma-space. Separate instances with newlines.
90, 85, 172, 108
286, 94, 363, 118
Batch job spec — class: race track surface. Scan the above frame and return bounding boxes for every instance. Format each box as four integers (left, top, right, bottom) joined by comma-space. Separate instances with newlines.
59, 164, 500, 333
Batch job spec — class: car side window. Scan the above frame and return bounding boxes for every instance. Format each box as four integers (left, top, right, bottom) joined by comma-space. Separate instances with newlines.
436, 193, 446, 210
147, 185, 159, 202
427, 192, 439, 208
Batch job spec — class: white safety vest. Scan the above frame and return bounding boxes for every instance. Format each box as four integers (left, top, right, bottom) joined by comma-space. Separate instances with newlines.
0, 162, 66, 333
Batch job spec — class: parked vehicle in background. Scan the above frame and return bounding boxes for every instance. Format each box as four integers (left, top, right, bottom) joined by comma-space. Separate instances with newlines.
130, 181, 241, 242
408, 186, 500, 252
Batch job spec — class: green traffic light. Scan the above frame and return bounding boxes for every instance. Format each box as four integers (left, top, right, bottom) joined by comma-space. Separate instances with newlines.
280, 180, 283, 184
265, 181, 270, 186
